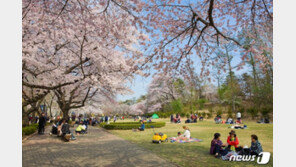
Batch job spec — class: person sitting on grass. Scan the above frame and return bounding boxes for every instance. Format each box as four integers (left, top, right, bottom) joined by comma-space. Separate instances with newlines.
214, 115, 222, 124
185, 117, 191, 123
148, 118, 152, 123
61, 119, 76, 141
193, 115, 197, 123
75, 122, 86, 136
177, 132, 181, 137
226, 117, 233, 124
138, 121, 145, 131
249, 134, 263, 155
210, 133, 229, 157
177, 126, 191, 141
199, 116, 204, 121
227, 130, 240, 152
82, 123, 87, 134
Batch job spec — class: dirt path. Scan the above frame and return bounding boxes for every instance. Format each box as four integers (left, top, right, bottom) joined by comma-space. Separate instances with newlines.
23, 125, 178, 167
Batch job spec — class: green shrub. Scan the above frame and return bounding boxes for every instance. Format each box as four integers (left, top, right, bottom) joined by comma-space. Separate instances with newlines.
247, 108, 258, 119
238, 107, 245, 114
180, 112, 186, 117
171, 99, 183, 113
206, 113, 212, 119
260, 107, 272, 118
197, 98, 207, 109
216, 108, 223, 116
100, 122, 165, 130
185, 113, 190, 118
201, 112, 206, 118
227, 110, 233, 118
22, 124, 38, 136
208, 107, 214, 114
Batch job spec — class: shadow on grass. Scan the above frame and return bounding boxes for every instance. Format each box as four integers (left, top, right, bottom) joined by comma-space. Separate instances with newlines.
111, 120, 273, 167
127, 136, 273, 167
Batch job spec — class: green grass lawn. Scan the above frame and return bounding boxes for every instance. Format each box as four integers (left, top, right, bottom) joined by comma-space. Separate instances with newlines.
109, 118, 273, 167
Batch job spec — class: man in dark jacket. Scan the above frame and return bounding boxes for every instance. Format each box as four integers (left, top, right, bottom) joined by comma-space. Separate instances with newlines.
38, 113, 46, 134
61, 119, 76, 141
61, 119, 71, 135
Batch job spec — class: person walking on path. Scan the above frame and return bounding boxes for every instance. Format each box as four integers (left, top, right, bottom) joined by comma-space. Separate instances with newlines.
38, 113, 46, 135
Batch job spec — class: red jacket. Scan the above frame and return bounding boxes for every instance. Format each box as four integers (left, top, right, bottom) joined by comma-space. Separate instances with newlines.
227, 136, 239, 148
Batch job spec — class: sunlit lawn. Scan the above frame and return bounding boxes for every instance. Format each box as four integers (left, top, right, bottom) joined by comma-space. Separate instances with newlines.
109, 118, 273, 167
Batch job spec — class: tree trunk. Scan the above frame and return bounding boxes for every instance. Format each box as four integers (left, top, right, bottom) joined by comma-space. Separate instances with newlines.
61, 108, 70, 120
226, 47, 235, 112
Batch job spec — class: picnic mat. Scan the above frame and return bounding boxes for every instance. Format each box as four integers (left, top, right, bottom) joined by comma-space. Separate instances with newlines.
169, 137, 202, 143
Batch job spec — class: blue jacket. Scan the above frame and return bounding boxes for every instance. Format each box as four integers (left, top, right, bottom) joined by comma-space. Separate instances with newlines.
141, 123, 145, 129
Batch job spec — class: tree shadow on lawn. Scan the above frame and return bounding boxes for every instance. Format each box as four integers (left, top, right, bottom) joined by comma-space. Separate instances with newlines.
111, 120, 273, 167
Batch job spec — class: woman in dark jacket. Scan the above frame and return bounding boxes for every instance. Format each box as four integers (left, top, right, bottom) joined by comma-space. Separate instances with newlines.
210, 133, 228, 157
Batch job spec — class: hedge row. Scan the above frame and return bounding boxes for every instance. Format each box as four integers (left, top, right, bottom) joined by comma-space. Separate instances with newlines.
22, 122, 51, 136
103, 121, 151, 124
22, 124, 38, 136
100, 122, 165, 130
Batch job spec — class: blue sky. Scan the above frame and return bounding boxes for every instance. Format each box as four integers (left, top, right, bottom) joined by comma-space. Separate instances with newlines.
117, 50, 249, 102
117, 1, 251, 102
117, 74, 152, 101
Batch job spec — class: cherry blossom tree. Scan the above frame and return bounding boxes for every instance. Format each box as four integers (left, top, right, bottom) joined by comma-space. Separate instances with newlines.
114, 104, 130, 116
136, 0, 272, 78
22, 0, 273, 120
129, 100, 146, 115
146, 74, 184, 113
22, 0, 146, 119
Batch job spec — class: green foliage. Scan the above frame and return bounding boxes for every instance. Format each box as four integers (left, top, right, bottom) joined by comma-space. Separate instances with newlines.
180, 112, 186, 117
206, 113, 212, 119
260, 107, 272, 118
246, 108, 258, 119
238, 106, 245, 115
208, 106, 214, 114
197, 98, 207, 109
216, 108, 223, 116
227, 110, 233, 118
185, 113, 190, 118
22, 124, 38, 136
218, 84, 228, 100
201, 112, 206, 118
100, 122, 165, 130
170, 99, 183, 113
173, 78, 186, 96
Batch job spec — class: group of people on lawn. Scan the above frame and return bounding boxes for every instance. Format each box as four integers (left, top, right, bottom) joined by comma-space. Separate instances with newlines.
50, 116, 90, 141
215, 112, 242, 124
210, 130, 263, 159
136, 119, 263, 160
171, 113, 204, 124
